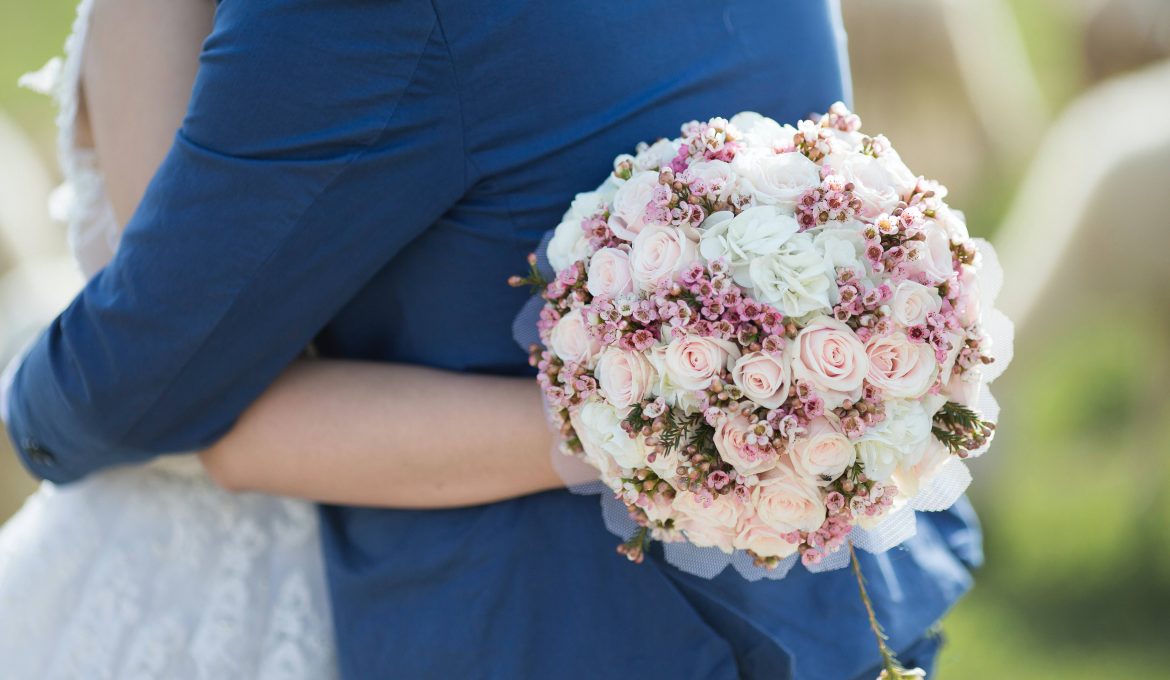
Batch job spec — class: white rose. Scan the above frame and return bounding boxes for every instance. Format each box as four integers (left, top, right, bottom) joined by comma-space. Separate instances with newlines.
739, 115, 795, 149
595, 347, 657, 409
791, 416, 856, 485
825, 151, 916, 218
683, 160, 735, 202
586, 248, 634, 298
893, 435, 951, 498
607, 171, 661, 241
890, 280, 942, 327
731, 349, 793, 410
575, 399, 648, 471
792, 317, 868, 409
549, 308, 602, 368
865, 332, 938, 399
955, 264, 981, 328
547, 219, 591, 273
733, 514, 800, 559
732, 148, 821, 210
855, 399, 932, 482
814, 227, 868, 302
629, 225, 699, 291
904, 227, 955, 284
748, 232, 835, 318
935, 206, 970, 242
660, 335, 741, 392
699, 206, 797, 288
635, 138, 680, 171
672, 490, 743, 554
752, 465, 826, 533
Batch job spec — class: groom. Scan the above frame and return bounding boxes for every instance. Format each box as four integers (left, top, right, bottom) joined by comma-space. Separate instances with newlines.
7, 1, 978, 677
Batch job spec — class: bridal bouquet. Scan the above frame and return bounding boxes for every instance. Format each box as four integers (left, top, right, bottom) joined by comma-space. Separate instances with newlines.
512, 103, 1007, 676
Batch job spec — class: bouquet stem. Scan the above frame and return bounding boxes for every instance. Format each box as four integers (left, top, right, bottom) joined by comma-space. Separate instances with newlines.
850, 545, 925, 679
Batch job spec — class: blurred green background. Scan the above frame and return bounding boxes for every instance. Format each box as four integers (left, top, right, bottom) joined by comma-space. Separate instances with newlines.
1, 1, 1168, 678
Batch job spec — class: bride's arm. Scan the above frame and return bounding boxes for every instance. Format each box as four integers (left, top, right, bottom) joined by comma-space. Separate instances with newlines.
84, 0, 565, 507
198, 361, 563, 507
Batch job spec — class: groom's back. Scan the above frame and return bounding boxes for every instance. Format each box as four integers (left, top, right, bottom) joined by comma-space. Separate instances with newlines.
314, 0, 849, 373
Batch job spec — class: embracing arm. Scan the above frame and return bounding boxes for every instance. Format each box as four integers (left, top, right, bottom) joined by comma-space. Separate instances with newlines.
71, 0, 563, 507
198, 362, 562, 508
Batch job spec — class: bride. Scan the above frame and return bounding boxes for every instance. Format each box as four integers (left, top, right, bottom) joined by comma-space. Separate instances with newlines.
0, 1, 563, 677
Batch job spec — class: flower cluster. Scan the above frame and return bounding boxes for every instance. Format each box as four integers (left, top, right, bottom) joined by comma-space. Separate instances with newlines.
516, 103, 1000, 571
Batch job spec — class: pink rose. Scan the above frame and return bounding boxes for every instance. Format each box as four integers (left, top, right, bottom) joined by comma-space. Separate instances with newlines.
586, 248, 634, 298
629, 225, 699, 291
792, 317, 868, 409
549, 308, 602, 368
733, 513, 800, 559
865, 332, 937, 399
607, 171, 661, 241
595, 347, 657, 409
672, 490, 743, 554
732, 350, 792, 409
790, 416, 856, 486
751, 464, 826, 533
712, 410, 779, 477
661, 335, 741, 392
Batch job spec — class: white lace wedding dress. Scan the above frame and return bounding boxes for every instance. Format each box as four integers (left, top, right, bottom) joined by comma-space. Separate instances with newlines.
0, 2, 339, 677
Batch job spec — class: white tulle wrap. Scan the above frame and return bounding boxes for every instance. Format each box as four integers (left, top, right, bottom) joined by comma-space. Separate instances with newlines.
514, 231, 1013, 581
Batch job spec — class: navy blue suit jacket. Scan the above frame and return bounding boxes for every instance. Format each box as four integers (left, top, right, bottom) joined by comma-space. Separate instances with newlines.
7, 1, 979, 677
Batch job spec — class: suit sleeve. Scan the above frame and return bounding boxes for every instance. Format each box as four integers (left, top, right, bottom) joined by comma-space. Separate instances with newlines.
5, 0, 466, 483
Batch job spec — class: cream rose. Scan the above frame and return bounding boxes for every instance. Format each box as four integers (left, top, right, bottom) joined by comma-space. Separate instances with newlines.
661, 335, 741, 392
792, 317, 868, 409
747, 232, 835, 318
904, 227, 955, 284
549, 308, 602, 368
595, 347, 657, 409
629, 225, 698, 291
855, 399, 932, 482
790, 416, 856, 486
825, 150, 916, 218
699, 206, 797, 287
890, 280, 942, 327
586, 247, 634, 298
732, 148, 821, 209
712, 410, 780, 477
752, 465, 826, 533
865, 332, 937, 399
732, 349, 792, 409
672, 490, 743, 554
733, 514, 800, 559
607, 171, 661, 241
